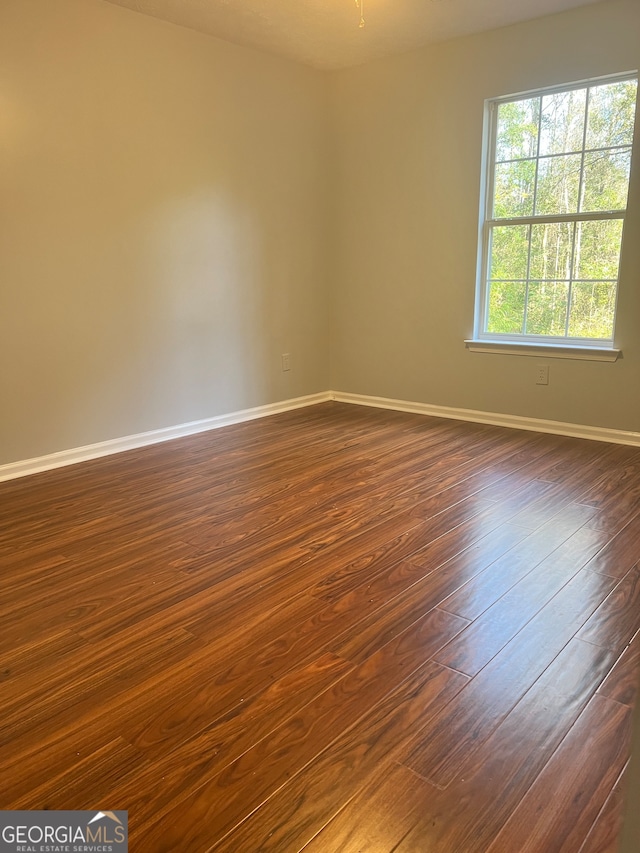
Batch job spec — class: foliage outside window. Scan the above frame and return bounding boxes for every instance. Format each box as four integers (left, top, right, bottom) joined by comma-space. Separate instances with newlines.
477, 74, 638, 347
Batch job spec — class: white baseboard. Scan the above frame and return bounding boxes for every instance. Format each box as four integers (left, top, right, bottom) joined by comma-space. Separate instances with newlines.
331, 391, 640, 447
3, 389, 639, 483
0, 392, 332, 483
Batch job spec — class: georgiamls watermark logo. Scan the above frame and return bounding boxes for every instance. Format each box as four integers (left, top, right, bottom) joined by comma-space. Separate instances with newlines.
0, 810, 128, 852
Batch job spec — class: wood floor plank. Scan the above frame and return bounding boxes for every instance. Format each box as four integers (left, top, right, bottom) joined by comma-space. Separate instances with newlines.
299, 763, 435, 853
121, 647, 353, 761
131, 611, 468, 850
1, 402, 638, 852
391, 637, 619, 853
484, 694, 632, 853
210, 666, 467, 853
438, 501, 598, 621
400, 568, 616, 788
314, 523, 529, 635
501, 481, 587, 529
582, 465, 640, 533
0, 625, 204, 749
1, 595, 335, 795
3, 566, 193, 646
330, 524, 516, 661
535, 439, 623, 488
578, 565, 640, 652
160, 503, 490, 630
176, 497, 496, 653
17, 653, 351, 819
10, 737, 148, 812
308, 501, 516, 603
597, 632, 640, 707
0, 629, 87, 682
434, 525, 610, 676
582, 517, 640, 578
578, 767, 628, 853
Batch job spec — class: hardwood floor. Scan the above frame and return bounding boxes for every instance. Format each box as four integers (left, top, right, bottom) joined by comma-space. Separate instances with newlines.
1, 401, 639, 852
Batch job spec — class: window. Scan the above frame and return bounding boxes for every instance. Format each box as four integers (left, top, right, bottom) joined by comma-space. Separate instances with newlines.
473, 74, 638, 354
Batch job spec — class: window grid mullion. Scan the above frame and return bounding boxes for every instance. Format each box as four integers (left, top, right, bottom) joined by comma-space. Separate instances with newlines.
487, 210, 626, 228
495, 141, 632, 167
530, 96, 543, 219
566, 221, 578, 337
577, 86, 590, 215
488, 278, 618, 283
523, 223, 533, 334
568, 91, 590, 338
523, 97, 543, 335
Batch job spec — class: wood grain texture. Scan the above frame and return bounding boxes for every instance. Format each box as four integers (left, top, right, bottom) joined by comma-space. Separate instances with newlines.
400, 568, 617, 787
578, 767, 628, 853
1, 402, 638, 852
438, 502, 599, 621
583, 518, 640, 578
299, 763, 435, 853
391, 637, 620, 853
174, 664, 467, 853
434, 525, 610, 676
598, 633, 640, 707
578, 564, 640, 651
484, 694, 632, 853
133, 613, 468, 850
23, 653, 352, 821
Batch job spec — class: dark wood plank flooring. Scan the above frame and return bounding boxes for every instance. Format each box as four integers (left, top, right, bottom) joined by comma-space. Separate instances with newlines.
1, 401, 639, 852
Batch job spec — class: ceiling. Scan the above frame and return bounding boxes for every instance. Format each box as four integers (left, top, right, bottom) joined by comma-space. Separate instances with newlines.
103, 0, 606, 70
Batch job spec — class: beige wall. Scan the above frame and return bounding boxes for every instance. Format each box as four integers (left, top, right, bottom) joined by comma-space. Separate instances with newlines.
0, 0, 330, 464
329, 0, 640, 432
2, 0, 640, 468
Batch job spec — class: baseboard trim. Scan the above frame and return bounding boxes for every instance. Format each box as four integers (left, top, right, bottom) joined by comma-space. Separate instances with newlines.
0, 392, 332, 483
331, 391, 640, 447
3, 389, 639, 482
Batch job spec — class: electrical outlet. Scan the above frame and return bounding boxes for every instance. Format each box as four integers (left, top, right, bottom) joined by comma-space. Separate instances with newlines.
281, 353, 291, 372
536, 365, 549, 385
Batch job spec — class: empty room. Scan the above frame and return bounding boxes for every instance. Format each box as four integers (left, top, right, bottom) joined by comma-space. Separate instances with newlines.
1, 0, 640, 851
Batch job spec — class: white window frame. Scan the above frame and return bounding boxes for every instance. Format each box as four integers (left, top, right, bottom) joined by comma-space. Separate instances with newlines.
468, 72, 638, 361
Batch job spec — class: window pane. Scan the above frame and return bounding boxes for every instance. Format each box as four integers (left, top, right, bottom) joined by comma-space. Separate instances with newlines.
586, 80, 638, 150
535, 154, 581, 214
487, 281, 526, 333
568, 282, 616, 339
529, 222, 574, 280
493, 159, 535, 218
496, 97, 540, 162
525, 282, 569, 336
479, 75, 637, 346
581, 149, 632, 212
539, 88, 586, 155
490, 225, 530, 280
573, 220, 624, 280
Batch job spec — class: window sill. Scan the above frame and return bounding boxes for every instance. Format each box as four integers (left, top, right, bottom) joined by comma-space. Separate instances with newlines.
464, 339, 621, 362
